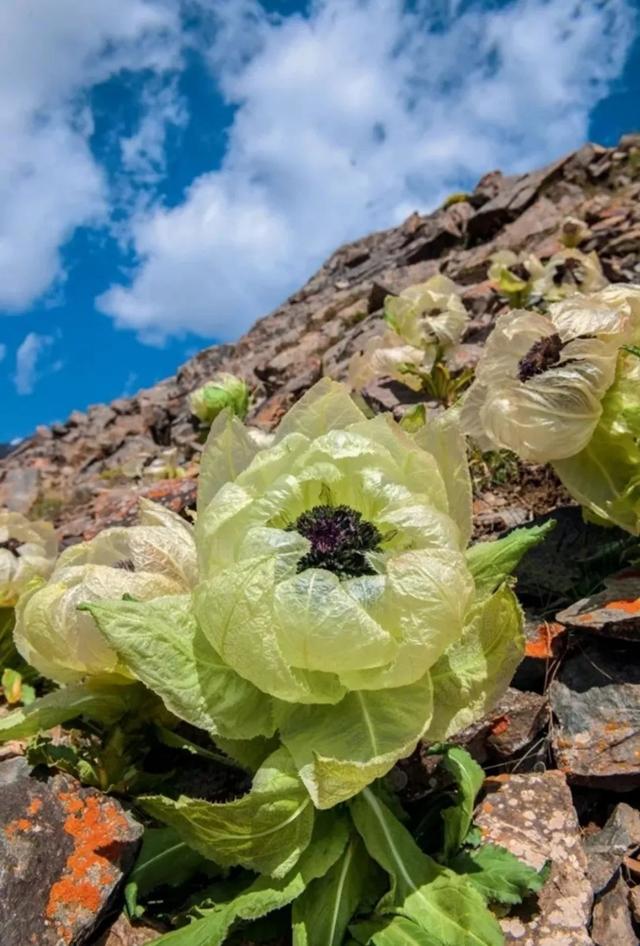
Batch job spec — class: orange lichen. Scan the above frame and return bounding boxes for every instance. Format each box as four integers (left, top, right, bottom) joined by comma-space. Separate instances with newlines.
525, 621, 565, 659
27, 798, 42, 816
491, 716, 510, 736
4, 817, 32, 839
604, 597, 640, 614
45, 789, 131, 943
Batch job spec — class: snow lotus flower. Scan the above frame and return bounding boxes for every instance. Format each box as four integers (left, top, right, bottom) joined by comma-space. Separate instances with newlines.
189, 373, 250, 425
461, 284, 640, 532
88, 379, 539, 809
489, 248, 606, 309
349, 275, 468, 392
0, 510, 57, 607
14, 500, 197, 684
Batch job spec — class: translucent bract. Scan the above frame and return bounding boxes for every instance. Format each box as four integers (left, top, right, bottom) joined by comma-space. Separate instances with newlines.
0, 510, 58, 607
14, 500, 197, 684
348, 275, 468, 391
462, 284, 640, 533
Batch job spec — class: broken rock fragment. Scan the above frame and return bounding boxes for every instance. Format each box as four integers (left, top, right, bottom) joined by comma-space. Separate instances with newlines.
550, 680, 640, 790
475, 770, 593, 945
0, 757, 142, 946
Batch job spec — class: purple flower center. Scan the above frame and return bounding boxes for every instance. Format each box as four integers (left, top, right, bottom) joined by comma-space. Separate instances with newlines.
291, 504, 383, 579
0, 539, 22, 558
517, 333, 564, 382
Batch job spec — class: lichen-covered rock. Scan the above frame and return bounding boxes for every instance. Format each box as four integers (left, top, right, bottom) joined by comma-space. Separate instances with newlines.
550, 680, 640, 789
476, 771, 593, 945
0, 757, 142, 946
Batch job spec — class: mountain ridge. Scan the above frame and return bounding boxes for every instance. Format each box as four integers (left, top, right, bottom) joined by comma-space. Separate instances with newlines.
2, 133, 639, 543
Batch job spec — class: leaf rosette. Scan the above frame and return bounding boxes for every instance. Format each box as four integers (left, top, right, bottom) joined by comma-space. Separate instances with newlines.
86, 379, 539, 812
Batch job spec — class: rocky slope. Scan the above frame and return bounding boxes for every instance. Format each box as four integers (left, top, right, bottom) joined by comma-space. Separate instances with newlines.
2, 133, 640, 544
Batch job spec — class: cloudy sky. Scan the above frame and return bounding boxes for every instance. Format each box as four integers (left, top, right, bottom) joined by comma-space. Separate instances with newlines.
0, 0, 638, 441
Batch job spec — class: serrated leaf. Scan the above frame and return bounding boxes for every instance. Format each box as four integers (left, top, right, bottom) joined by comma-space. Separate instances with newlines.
292, 837, 371, 946
350, 788, 503, 946
465, 522, 555, 598
86, 595, 276, 741
151, 811, 349, 946
140, 747, 314, 878
449, 843, 545, 905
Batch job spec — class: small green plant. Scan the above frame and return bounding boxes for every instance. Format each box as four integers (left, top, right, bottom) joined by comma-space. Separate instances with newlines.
349, 275, 472, 406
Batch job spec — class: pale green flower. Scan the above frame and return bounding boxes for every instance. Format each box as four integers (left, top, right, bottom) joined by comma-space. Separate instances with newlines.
489, 248, 607, 308
189, 373, 251, 425
14, 500, 197, 684
86, 380, 539, 809
461, 284, 640, 532
0, 510, 57, 607
349, 275, 468, 392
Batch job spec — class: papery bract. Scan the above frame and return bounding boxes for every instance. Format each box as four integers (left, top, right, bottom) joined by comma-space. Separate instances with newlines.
0, 510, 57, 607
14, 499, 197, 684
462, 284, 640, 533
349, 275, 468, 392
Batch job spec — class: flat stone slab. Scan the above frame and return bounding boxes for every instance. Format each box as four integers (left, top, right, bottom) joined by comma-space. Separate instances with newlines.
557, 569, 640, 642
550, 680, 640, 789
476, 770, 593, 945
0, 757, 142, 946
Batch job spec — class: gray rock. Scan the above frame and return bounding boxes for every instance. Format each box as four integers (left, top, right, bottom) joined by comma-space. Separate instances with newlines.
550, 680, 640, 789
591, 874, 637, 946
585, 803, 640, 894
0, 757, 142, 946
475, 770, 593, 945
557, 569, 640, 642
0, 467, 40, 513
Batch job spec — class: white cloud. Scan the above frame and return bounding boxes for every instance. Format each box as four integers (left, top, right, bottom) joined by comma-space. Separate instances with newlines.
0, 0, 183, 312
14, 332, 56, 395
98, 0, 636, 341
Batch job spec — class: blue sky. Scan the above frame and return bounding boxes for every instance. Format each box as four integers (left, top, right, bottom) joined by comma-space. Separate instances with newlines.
0, 0, 638, 442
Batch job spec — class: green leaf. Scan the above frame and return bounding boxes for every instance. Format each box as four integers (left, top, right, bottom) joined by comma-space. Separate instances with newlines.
449, 843, 545, 905
85, 595, 276, 740
415, 411, 473, 547
279, 671, 433, 808
426, 584, 524, 742
465, 521, 555, 598
0, 681, 142, 743
400, 405, 426, 433
151, 811, 349, 946
350, 788, 503, 946
125, 826, 211, 916
292, 837, 371, 946
433, 746, 485, 861
197, 409, 259, 514
140, 747, 314, 878
154, 725, 236, 768
351, 915, 440, 945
